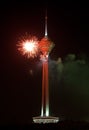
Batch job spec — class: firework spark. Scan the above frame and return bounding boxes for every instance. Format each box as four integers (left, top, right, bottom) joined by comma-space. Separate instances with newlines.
18, 36, 39, 58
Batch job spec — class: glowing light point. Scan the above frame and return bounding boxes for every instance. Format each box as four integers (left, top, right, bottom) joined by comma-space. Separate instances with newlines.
23, 41, 35, 52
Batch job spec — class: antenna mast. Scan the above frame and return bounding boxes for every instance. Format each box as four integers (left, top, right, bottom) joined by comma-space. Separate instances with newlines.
45, 9, 48, 37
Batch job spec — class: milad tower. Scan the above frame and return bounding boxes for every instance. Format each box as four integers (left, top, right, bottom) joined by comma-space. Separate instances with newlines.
33, 11, 59, 123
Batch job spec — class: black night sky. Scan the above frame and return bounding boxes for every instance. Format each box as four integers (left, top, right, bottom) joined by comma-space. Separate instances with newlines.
1, 1, 89, 126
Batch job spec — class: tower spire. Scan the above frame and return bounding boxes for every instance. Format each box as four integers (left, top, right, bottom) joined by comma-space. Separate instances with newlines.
45, 9, 48, 37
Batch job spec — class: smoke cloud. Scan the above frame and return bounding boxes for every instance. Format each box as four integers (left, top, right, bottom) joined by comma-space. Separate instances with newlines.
49, 54, 89, 122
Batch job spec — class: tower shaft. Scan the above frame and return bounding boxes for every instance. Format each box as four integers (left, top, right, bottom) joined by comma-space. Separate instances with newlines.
41, 60, 49, 117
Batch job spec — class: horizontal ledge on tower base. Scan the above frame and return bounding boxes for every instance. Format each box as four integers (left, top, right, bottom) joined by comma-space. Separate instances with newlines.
33, 116, 59, 123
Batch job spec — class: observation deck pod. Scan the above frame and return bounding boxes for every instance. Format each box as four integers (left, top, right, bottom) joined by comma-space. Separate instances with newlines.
39, 37, 55, 56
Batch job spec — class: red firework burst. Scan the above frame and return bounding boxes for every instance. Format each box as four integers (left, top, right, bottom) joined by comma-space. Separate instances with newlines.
17, 36, 39, 58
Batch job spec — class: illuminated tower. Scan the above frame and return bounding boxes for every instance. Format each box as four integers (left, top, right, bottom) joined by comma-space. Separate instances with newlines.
33, 11, 59, 123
